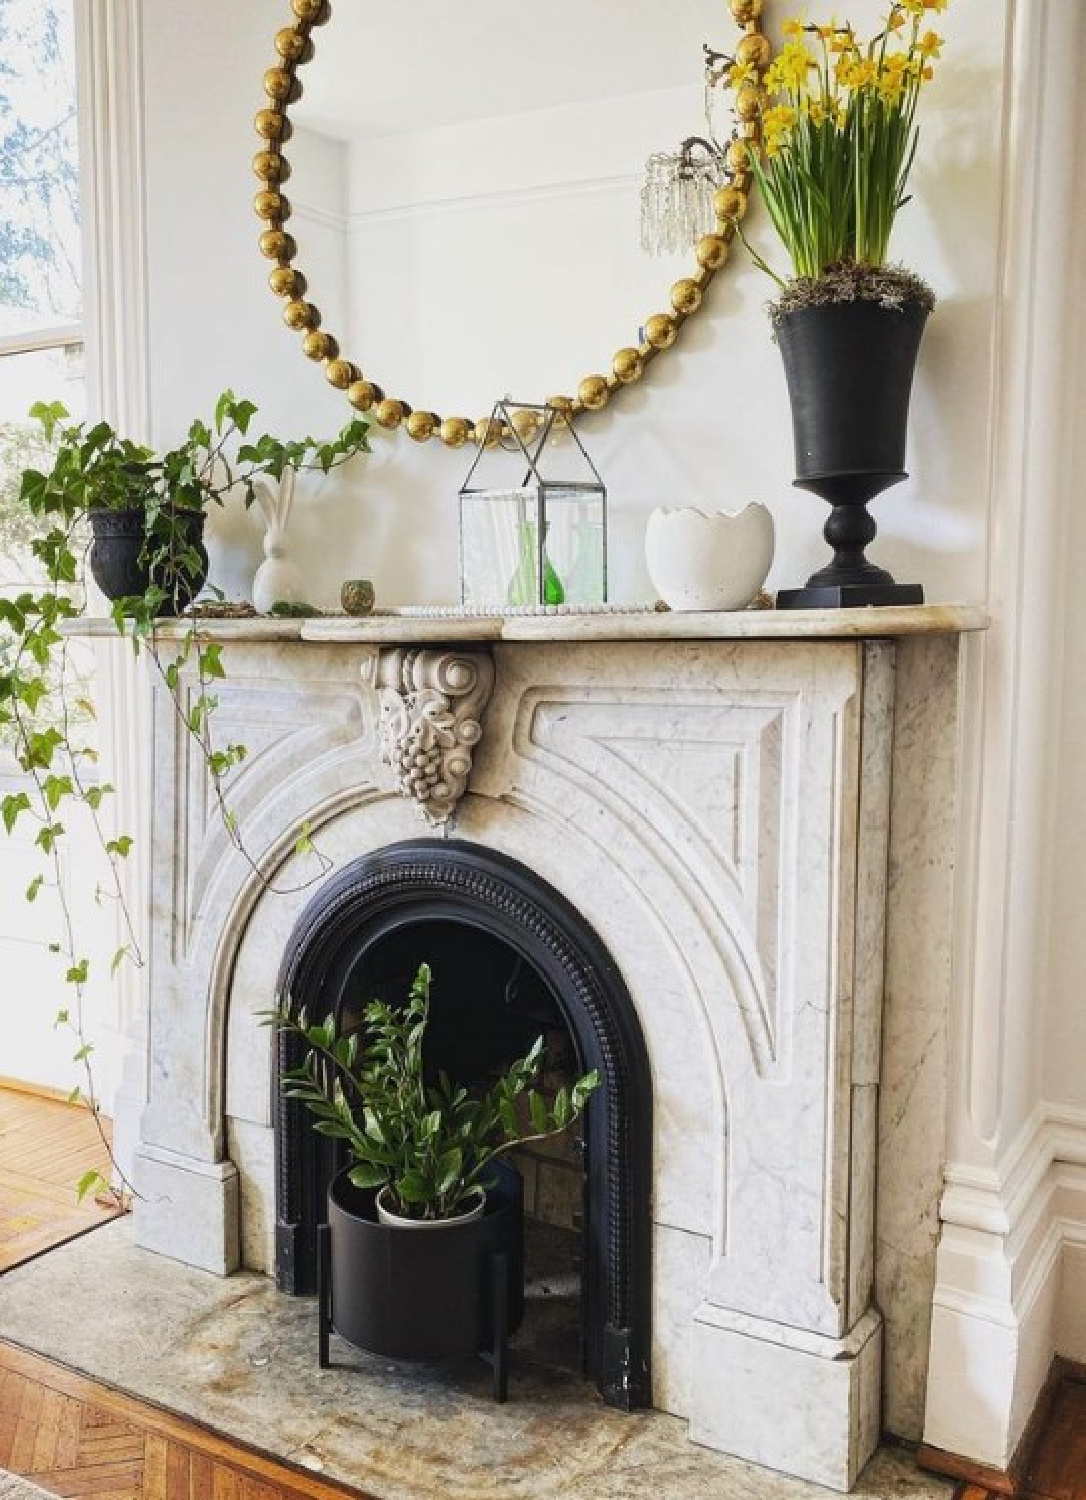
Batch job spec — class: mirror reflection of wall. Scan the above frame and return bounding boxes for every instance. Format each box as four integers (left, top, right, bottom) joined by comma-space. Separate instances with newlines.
289, 0, 727, 416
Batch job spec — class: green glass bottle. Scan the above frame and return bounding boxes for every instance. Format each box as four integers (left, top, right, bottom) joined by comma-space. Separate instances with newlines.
507, 519, 564, 606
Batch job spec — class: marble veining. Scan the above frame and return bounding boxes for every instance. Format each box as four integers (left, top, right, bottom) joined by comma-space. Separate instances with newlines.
120, 629, 968, 1490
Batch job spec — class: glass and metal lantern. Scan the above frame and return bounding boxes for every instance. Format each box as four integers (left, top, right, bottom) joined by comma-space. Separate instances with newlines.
458, 401, 607, 610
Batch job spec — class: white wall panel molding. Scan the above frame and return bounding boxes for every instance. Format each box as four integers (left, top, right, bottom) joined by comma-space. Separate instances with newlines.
928, 1103, 1086, 1465
74, 0, 152, 1155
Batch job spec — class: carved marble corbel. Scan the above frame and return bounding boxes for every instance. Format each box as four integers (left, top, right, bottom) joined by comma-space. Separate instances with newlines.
366, 647, 495, 826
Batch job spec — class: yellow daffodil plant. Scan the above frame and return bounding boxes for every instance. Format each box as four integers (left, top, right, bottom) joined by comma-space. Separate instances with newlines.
728, 0, 947, 300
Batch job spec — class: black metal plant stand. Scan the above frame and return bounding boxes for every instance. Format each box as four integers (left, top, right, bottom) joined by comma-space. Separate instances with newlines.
317, 1223, 512, 1403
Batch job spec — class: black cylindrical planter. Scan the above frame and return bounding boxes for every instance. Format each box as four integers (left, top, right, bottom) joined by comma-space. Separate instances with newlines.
89, 506, 208, 616
326, 1163, 524, 1362
775, 298, 928, 609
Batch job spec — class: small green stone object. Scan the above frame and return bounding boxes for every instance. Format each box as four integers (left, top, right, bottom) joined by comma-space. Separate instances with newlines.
341, 578, 375, 616
268, 600, 322, 617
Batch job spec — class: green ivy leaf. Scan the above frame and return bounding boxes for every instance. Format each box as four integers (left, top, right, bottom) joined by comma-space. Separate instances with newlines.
2, 792, 31, 834
76, 1169, 107, 1203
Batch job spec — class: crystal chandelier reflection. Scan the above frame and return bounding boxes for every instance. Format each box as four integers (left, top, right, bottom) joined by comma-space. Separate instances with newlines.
640, 45, 732, 258
640, 137, 727, 257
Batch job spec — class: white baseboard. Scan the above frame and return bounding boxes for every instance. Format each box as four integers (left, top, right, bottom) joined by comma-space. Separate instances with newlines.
924, 1106, 1086, 1468
1059, 1235, 1086, 1361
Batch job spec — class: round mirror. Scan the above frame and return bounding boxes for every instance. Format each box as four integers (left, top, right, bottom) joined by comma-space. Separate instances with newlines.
254, 0, 769, 445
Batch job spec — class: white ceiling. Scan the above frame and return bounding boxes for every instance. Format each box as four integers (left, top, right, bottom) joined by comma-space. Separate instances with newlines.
292, 0, 724, 140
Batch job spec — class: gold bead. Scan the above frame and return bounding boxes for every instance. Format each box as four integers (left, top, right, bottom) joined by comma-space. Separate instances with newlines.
283, 299, 319, 331
253, 149, 288, 183
325, 359, 359, 389
578, 375, 610, 411
715, 186, 749, 223
670, 279, 703, 316
255, 108, 286, 142
269, 266, 305, 298
439, 417, 471, 448
696, 234, 729, 271
373, 398, 406, 429
644, 313, 677, 350
729, 0, 763, 21
275, 27, 312, 63
736, 86, 762, 123
264, 68, 294, 103
613, 348, 643, 384
347, 380, 383, 411
473, 416, 500, 447
406, 411, 438, 442
291, 0, 328, 23
302, 329, 337, 362
726, 139, 753, 174
260, 229, 296, 261
736, 32, 772, 68
508, 408, 540, 443
254, 190, 290, 222
547, 395, 574, 415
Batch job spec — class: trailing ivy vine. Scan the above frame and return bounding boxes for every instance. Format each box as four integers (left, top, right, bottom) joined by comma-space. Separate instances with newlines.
0, 392, 369, 1201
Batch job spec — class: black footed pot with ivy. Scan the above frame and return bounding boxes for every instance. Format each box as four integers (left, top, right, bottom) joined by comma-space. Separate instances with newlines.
0, 392, 368, 1203
22, 392, 369, 618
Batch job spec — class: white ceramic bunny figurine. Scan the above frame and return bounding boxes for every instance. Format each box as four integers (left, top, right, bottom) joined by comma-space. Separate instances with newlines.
251, 468, 306, 613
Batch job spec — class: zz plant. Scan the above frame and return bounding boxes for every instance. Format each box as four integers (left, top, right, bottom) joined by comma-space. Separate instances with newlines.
0, 393, 368, 1200
267, 962, 601, 1222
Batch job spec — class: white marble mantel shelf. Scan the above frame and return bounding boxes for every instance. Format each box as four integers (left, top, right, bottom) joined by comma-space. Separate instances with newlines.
67, 602, 987, 645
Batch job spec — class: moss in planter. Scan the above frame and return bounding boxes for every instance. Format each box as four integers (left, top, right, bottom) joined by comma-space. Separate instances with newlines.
768, 263, 936, 332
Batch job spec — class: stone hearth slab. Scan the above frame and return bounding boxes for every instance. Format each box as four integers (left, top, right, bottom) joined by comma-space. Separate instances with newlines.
0, 1221, 952, 1500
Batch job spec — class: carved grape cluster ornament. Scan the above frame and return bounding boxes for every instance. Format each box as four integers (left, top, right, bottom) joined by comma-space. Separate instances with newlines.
367, 648, 496, 827
254, 0, 770, 443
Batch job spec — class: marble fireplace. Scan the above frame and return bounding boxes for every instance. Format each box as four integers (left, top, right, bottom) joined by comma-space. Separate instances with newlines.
123, 608, 982, 1490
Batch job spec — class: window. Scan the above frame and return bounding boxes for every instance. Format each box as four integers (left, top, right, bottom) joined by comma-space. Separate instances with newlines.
0, 0, 105, 1097
0, 0, 85, 569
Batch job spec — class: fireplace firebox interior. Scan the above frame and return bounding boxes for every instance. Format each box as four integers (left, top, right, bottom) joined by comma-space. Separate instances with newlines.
273, 840, 653, 1409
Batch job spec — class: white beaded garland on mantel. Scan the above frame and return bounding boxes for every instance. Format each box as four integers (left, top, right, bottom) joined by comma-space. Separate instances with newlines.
374, 603, 658, 619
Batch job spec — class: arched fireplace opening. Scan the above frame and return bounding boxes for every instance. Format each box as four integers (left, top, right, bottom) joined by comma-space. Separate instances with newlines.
273, 839, 653, 1409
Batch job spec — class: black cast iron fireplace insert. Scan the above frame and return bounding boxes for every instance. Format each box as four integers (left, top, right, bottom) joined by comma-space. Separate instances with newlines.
272, 839, 652, 1409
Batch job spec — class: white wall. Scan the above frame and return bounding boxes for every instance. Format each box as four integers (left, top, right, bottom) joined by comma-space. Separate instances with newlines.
133, 0, 1086, 1467
142, 0, 1004, 613
0, 767, 127, 1106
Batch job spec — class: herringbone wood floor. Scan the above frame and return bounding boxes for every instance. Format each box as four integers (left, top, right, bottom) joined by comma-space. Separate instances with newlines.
0, 1344, 378, 1500
0, 1087, 121, 1273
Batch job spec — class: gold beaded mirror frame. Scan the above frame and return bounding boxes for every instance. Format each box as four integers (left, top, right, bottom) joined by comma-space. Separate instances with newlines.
254, 0, 769, 448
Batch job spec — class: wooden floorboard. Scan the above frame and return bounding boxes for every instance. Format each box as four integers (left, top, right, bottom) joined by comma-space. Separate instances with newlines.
0, 1089, 121, 1273
0, 1344, 381, 1500
1021, 1376, 1086, 1500
945, 1371, 1086, 1500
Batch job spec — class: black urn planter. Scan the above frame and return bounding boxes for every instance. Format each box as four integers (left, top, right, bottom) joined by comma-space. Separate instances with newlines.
319, 1162, 524, 1401
775, 298, 929, 610
88, 506, 208, 616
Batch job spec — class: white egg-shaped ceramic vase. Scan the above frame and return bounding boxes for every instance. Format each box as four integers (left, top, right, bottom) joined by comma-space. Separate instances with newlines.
645, 503, 775, 612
